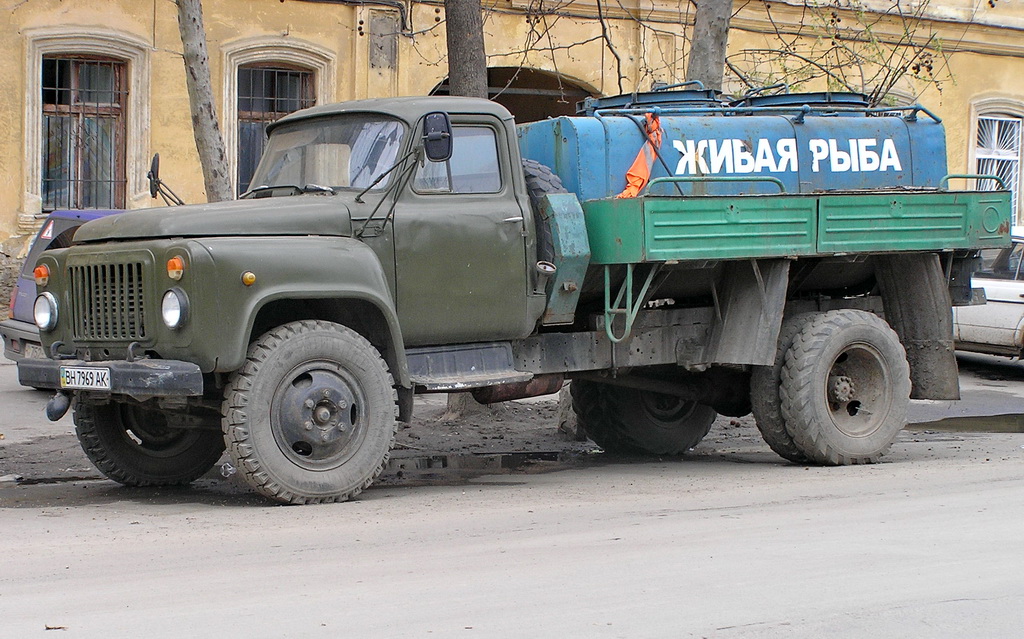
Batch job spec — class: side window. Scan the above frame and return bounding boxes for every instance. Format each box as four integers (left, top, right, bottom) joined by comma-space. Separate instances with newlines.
413, 126, 501, 194
237, 65, 315, 194
982, 243, 1023, 280
41, 56, 127, 210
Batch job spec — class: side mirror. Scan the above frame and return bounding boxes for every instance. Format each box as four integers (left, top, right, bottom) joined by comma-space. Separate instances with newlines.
147, 153, 161, 198
422, 112, 452, 162
144, 152, 186, 206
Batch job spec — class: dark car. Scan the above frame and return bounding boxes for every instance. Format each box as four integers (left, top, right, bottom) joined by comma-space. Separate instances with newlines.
2, 210, 121, 361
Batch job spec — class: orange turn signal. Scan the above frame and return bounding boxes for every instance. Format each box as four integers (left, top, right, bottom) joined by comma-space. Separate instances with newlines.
167, 256, 185, 280
241, 271, 257, 286
33, 264, 50, 287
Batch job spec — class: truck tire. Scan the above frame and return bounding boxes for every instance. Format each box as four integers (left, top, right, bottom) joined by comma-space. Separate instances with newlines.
522, 159, 567, 264
571, 379, 717, 455
222, 320, 397, 505
750, 313, 815, 463
74, 400, 225, 486
780, 309, 911, 465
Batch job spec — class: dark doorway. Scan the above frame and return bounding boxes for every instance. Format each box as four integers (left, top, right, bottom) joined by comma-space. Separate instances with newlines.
432, 67, 595, 123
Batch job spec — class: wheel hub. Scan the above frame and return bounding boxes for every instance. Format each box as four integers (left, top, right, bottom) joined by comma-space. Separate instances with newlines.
826, 344, 892, 437
828, 375, 856, 405
274, 366, 361, 466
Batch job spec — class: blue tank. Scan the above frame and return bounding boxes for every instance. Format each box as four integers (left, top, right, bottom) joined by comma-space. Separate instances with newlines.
516, 92, 947, 201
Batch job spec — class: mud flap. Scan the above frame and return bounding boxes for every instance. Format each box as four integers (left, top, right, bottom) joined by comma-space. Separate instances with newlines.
704, 259, 790, 367
874, 253, 960, 400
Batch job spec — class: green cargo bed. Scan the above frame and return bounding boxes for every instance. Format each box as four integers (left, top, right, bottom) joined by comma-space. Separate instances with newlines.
582, 189, 1012, 264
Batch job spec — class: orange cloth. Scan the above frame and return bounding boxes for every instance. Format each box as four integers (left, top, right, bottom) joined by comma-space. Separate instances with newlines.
616, 113, 663, 199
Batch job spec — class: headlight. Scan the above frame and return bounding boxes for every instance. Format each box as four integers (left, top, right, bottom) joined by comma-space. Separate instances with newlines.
33, 293, 58, 331
161, 289, 189, 329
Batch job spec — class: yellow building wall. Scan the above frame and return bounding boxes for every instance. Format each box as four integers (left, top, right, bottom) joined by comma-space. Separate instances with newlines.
2, 0, 1024, 246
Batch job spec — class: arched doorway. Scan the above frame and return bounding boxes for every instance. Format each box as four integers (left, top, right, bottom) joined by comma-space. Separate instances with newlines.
431, 67, 596, 123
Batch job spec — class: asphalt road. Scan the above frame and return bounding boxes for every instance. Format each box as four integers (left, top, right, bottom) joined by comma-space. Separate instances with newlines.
1, 355, 1023, 638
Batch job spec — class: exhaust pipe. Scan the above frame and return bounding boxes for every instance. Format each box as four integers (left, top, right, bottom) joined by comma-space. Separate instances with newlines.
45, 392, 72, 422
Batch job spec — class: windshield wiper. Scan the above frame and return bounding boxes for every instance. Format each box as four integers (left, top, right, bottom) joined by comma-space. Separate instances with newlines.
241, 184, 301, 199
354, 150, 416, 203
241, 184, 336, 199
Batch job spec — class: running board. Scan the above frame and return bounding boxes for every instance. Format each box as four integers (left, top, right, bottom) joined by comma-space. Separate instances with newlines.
406, 342, 532, 391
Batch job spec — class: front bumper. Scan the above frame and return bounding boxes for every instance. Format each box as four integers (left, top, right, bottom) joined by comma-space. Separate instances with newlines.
17, 357, 204, 398
1, 318, 43, 362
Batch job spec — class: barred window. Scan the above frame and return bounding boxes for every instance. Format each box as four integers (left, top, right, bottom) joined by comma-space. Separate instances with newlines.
41, 56, 127, 210
237, 65, 315, 194
976, 115, 1022, 225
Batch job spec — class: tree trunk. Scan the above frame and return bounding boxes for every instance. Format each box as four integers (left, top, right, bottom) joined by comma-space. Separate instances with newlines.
442, 0, 489, 418
176, 0, 233, 203
444, 0, 488, 99
685, 0, 733, 92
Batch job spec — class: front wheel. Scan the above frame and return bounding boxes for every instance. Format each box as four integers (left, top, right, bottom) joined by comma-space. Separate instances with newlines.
74, 400, 225, 486
222, 320, 398, 504
571, 379, 717, 455
780, 310, 911, 465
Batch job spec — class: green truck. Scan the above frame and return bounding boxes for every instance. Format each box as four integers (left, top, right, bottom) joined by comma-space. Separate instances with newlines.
18, 89, 1011, 504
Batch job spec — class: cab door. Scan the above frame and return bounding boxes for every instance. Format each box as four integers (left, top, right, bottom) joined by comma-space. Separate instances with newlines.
392, 117, 533, 346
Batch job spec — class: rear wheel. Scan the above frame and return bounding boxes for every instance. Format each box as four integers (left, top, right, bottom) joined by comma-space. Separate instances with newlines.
222, 320, 397, 504
780, 310, 911, 465
750, 313, 815, 463
74, 400, 225, 486
571, 379, 717, 455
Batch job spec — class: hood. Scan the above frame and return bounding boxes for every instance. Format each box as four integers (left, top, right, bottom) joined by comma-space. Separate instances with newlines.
74, 196, 352, 243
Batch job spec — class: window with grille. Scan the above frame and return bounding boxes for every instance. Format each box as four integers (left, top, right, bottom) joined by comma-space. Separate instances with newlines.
41, 56, 127, 210
237, 65, 315, 194
976, 115, 1022, 225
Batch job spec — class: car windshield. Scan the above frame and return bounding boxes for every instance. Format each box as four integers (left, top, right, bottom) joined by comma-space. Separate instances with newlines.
247, 115, 405, 193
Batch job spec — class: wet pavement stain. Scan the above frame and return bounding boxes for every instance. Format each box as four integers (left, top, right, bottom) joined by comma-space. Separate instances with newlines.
378, 450, 594, 486
907, 413, 1024, 434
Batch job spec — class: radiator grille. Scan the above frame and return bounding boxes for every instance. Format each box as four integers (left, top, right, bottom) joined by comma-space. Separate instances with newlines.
70, 262, 147, 340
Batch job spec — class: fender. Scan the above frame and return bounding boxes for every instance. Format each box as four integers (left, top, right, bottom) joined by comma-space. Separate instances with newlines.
176, 236, 409, 387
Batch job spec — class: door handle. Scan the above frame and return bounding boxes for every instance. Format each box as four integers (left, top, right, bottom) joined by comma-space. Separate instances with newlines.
501, 216, 524, 223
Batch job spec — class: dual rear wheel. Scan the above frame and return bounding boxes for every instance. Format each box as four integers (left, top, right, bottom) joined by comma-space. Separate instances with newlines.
752, 309, 911, 465
572, 309, 911, 465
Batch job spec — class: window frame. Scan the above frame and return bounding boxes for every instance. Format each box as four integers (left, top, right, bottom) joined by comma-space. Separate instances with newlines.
969, 98, 1024, 227
22, 28, 150, 231
41, 55, 128, 210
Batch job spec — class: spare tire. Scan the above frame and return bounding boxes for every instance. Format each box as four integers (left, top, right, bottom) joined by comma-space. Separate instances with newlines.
522, 159, 567, 264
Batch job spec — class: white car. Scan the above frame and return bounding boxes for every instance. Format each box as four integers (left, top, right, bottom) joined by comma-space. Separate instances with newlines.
953, 233, 1024, 358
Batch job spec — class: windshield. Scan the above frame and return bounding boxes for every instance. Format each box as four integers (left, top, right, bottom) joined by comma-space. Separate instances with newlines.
247, 115, 405, 192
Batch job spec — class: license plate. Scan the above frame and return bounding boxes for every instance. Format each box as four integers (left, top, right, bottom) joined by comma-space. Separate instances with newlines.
23, 343, 46, 359
59, 366, 112, 390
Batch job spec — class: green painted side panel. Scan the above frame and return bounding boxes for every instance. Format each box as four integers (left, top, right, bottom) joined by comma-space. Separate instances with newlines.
643, 196, 818, 261
583, 195, 817, 264
583, 190, 1011, 265
583, 198, 645, 264
818, 191, 1012, 253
